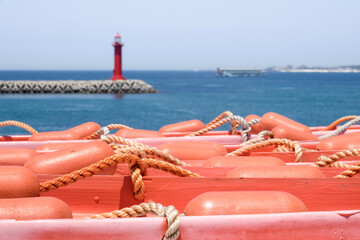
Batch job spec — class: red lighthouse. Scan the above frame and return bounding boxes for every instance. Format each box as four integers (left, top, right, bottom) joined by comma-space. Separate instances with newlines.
111, 33, 126, 81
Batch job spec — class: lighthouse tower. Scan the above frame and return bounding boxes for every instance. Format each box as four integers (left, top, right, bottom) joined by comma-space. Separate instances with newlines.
111, 33, 126, 81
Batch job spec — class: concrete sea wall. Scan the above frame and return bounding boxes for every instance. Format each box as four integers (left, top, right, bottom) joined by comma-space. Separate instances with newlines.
0, 80, 158, 94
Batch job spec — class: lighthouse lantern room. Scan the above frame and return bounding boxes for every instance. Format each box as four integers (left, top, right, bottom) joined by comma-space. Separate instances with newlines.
111, 33, 126, 81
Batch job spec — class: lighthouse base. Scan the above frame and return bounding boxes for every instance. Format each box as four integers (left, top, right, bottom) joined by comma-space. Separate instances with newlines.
111, 75, 126, 81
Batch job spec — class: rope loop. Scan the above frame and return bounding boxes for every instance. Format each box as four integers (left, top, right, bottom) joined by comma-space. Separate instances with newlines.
322, 115, 360, 131
0, 120, 38, 134
204, 111, 234, 127
89, 202, 180, 240
186, 117, 232, 137
319, 117, 360, 140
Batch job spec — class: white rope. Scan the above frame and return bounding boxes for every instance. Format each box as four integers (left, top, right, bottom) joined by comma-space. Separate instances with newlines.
99, 127, 110, 140
319, 117, 360, 140
229, 115, 250, 142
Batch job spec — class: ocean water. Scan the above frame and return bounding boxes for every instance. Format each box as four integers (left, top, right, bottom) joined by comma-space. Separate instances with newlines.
0, 70, 359, 135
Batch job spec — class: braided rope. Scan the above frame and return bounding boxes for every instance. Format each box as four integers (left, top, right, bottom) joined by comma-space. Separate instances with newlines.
102, 135, 148, 149
186, 114, 251, 141
186, 118, 232, 136
187, 111, 243, 136
226, 138, 303, 162
230, 119, 241, 136
335, 163, 360, 178
245, 130, 274, 145
85, 124, 133, 139
39, 152, 199, 201
313, 149, 360, 168
319, 117, 360, 140
204, 111, 234, 127
311, 149, 360, 178
0, 120, 38, 134
247, 118, 261, 130
273, 146, 291, 152
90, 202, 180, 240
322, 116, 360, 131
229, 115, 251, 142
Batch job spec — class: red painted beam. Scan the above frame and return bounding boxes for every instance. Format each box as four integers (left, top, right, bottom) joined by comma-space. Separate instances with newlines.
0, 210, 359, 240
38, 175, 360, 215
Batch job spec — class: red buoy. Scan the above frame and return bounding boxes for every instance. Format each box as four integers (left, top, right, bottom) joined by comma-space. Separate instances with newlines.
0, 148, 38, 166
259, 112, 312, 133
225, 165, 326, 178
185, 191, 308, 216
317, 131, 360, 150
25, 141, 116, 175
0, 166, 40, 198
0, 197, 73, 220
115, 128, 164, 138
159, 120, 205, 133
157, 141, 227, 160
203, 156, 285, 167
272, 125, 319, 141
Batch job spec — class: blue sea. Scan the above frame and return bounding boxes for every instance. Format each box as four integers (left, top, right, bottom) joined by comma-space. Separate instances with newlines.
0, 70, 359, 135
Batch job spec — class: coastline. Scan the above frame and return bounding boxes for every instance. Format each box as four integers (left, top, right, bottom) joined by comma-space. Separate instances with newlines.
276, 69, 360, 73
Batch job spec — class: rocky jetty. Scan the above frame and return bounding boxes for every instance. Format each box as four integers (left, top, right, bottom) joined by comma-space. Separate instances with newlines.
0, 80, 158, 94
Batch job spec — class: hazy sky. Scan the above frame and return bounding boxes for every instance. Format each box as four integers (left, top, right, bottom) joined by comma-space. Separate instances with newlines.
0, 0, 359, 70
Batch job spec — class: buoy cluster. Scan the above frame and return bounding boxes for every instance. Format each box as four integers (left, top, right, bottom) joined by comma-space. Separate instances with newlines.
0, 111, 360, 239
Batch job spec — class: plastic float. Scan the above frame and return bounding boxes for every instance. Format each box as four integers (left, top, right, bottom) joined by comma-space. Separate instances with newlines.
0, 112, 360, 239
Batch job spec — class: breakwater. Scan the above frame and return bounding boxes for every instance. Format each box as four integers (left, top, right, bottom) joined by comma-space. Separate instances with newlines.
0, 80, 158, 94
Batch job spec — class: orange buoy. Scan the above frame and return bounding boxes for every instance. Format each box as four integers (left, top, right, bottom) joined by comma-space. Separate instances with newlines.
0, 166, 40, 198
185, 191, 307, 216
245, 114, 261, 134
28, 122, 101, 141
0, 148, 38, 166
36, 142, 87, 151
259, 112, 312, 133
202, 156, 285, 167
115, 128, 164, 138
317, 131, 360, 150
225, 165, 325, 178
272, 125, 319, 141
159, 120, 205, 133
157, 141, 227, 160
25, 141, 116, 175
0, 197, 72, 220
66, 122, 101, 139
28, 130, 81, 141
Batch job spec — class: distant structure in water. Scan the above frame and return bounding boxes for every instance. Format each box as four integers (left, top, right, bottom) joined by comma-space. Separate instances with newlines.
217, 68, 266, 77
111, 33, 126, 81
